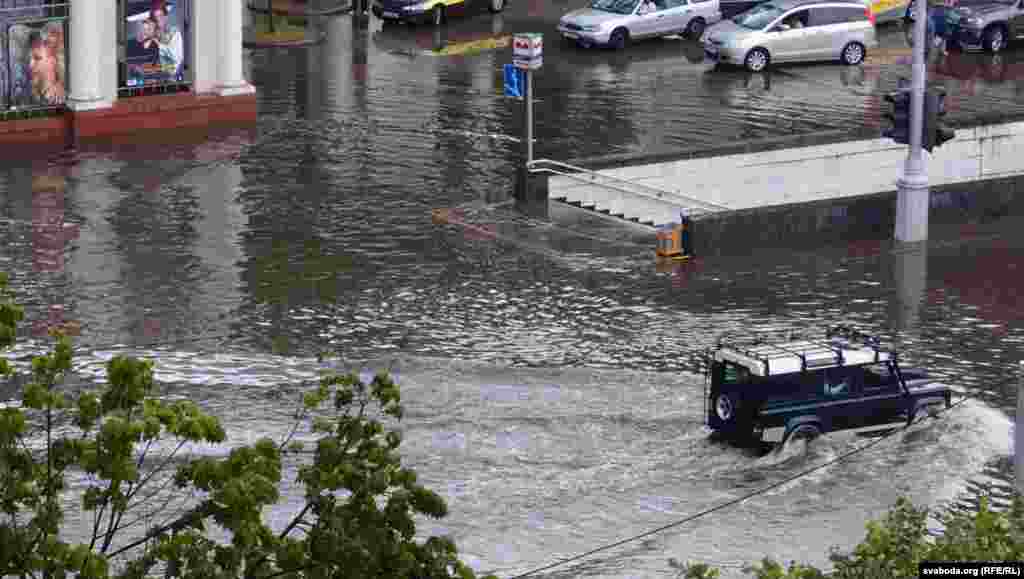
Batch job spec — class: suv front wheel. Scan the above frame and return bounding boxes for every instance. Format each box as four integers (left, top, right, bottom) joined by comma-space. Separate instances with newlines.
744, 48, 769, 72
984, 25, 1006, 53
783, 422, 821, 444
841, 42, 865, 65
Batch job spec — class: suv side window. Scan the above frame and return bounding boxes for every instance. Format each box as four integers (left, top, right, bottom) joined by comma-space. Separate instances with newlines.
666, 0, 688, 7
779, 8, 810, 28
822, 367, 855, 397
863, 363, 897, 394
841, 6, 869, 21
808, 6, 852, 26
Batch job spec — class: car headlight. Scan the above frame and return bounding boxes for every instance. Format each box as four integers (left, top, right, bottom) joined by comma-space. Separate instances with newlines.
963, 16, 983, 28
581, 24, 601, 32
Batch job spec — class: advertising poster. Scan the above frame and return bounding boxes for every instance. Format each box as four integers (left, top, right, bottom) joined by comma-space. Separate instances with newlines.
6, 20, 64, 109
123, 0, 188, 87
0, 0, 49, 109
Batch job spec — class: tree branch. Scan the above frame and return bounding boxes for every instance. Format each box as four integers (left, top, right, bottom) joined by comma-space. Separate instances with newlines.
126, 466, 180, 513
102, 436, 188, 555
124, 439, 187, 505
109, 484, 191, 539
106, 499, 216, 559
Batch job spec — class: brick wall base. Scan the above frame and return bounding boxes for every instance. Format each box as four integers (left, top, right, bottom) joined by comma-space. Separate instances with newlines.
0, 91, 258, 152
72, 91, 258, 141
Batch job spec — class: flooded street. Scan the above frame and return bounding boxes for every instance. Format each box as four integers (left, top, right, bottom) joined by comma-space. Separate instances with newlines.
2, 1, 1024, 576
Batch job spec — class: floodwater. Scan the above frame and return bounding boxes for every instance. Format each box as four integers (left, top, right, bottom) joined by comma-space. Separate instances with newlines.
0, 1, 1023, 577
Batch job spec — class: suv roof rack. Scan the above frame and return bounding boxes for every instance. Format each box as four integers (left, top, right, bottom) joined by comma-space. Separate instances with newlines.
711, 325, 896, 377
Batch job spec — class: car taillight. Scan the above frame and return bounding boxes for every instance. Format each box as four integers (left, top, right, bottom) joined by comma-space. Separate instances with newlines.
866, 6, 875, 23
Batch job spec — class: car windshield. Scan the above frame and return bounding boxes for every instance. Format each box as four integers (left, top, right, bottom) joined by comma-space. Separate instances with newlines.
590, 0, 638, 14
733, 3, 785, 28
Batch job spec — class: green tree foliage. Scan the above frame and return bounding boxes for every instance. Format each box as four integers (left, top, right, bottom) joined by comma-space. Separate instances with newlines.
676, 494, 1024, 579
0, 273, 494, 579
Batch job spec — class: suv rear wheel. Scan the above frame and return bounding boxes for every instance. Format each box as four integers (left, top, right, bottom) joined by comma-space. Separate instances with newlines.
715, 392, 738, 422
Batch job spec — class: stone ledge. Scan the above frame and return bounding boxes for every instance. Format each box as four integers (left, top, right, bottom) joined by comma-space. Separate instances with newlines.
568, 111, 1024, 172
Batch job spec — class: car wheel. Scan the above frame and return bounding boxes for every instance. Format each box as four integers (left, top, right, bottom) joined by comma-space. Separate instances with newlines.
684, 17, 705, 39
609, 27, 628, 50
744, 47, 769, 72
714, 393, 739, 422
784, 423, 821, 444
431, 4, 444, 25
840, 41, 865, 65
983, 25, 1006, 53
489, 0, 504, 13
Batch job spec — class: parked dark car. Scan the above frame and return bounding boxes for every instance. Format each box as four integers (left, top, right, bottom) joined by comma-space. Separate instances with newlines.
704, 326, 953, 448
372, 0, 506, 25
904, 0, 1024, 52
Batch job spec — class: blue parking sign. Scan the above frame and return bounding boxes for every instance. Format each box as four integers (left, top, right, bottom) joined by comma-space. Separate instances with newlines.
503, 64, 522, 98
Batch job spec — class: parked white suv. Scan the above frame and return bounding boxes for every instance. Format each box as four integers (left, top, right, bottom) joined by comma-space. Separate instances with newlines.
703, 0, 878, 71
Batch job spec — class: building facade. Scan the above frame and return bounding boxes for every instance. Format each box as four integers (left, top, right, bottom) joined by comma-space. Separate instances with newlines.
0, 0, 256, 146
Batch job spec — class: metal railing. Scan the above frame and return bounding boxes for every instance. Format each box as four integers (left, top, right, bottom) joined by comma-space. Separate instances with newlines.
527, 157, 730, 218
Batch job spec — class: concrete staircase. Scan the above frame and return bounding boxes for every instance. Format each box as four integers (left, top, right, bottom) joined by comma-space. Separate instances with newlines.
530, 159, 729, 228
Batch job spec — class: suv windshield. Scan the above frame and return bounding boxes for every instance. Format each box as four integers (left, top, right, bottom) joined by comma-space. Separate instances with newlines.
733, 3, 785, 28
590, 0, 638, 14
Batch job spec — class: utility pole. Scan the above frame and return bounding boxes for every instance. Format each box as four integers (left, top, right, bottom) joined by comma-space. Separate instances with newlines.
894, 2, 929, 242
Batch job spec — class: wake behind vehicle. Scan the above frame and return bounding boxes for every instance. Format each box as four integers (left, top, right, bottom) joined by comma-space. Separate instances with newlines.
558, 0, 723, 49
703, 0, 878, 71
705, 326, 953, 448
372, 0, 506, 25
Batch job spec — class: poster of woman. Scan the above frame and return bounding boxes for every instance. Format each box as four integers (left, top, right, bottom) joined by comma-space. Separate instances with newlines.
124, 0, 188, 87
7, 20, 65, 108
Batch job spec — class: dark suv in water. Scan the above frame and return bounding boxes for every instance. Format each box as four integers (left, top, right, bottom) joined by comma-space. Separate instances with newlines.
705, 326, 953, 447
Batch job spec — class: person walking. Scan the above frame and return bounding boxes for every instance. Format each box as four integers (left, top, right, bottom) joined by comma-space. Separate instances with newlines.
929, 0, 950, 56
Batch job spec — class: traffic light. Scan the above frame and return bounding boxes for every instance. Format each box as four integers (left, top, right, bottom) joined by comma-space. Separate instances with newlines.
923, 86, 956, 152
883, 88, 911, 145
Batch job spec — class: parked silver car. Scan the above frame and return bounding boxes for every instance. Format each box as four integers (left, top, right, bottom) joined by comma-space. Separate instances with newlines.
703, 0, 877, 71
558, 0, 723, 49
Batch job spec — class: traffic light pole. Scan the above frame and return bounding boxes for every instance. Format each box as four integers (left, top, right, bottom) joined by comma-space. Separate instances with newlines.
895, 5, 930, 243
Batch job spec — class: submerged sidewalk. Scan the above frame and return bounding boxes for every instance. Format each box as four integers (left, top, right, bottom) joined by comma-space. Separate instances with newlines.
547, 116, 1024, 228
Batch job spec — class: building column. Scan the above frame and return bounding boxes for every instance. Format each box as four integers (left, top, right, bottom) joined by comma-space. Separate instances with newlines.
66, 0, 117, 111
217, 0, 255, 96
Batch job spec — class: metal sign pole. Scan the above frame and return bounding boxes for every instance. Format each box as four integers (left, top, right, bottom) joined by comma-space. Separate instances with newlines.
513, 33, 541, 169
526, 68, 533, 165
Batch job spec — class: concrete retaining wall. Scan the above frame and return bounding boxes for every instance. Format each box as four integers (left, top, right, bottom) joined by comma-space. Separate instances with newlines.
547, 120, 1024, 227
